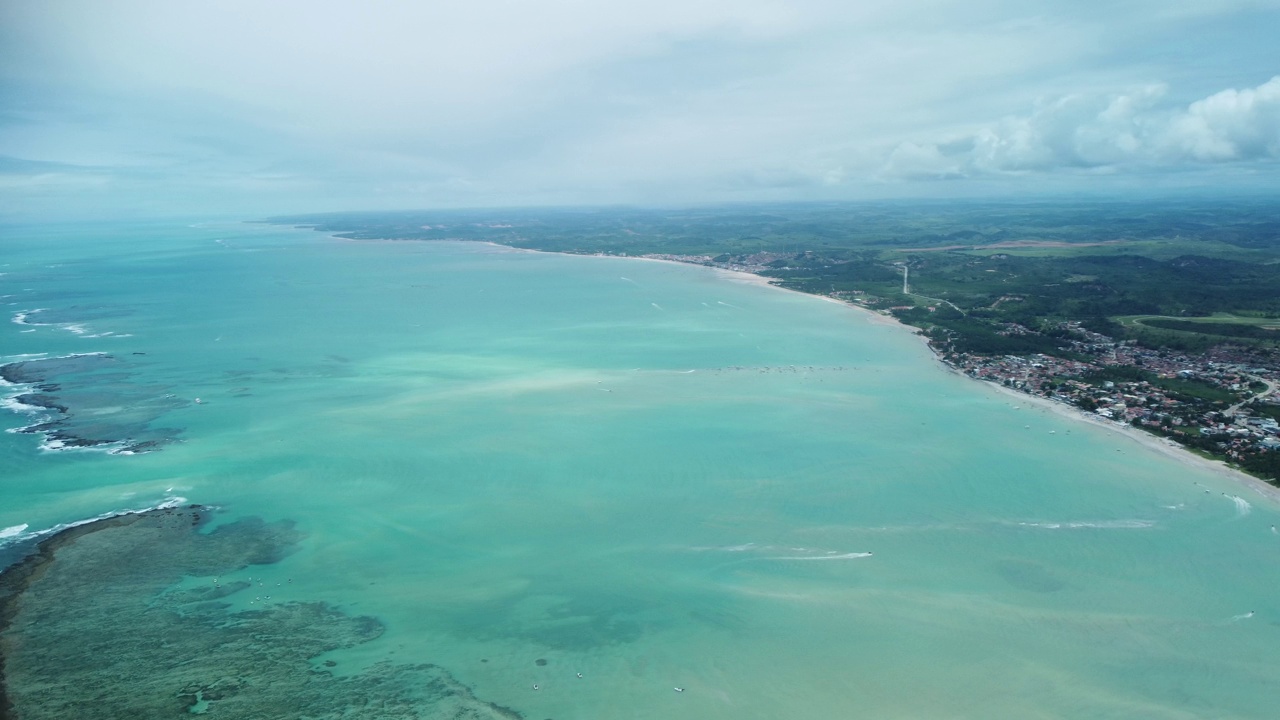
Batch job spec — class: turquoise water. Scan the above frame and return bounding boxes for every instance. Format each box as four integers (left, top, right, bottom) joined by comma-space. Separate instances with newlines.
3, 220, 1279, 718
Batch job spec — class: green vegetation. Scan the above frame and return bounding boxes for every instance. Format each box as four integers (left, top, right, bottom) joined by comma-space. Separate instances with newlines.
893, 306, 1072, 356
1248, 402, 1280, 421
1113, 315, 1280, 352
269, 199, 1280, 255
1080, 366, 1236, 404
268, 199, 1280, 353
268, 199, 1280, 484
1239, 450, 1280, 479
1133, 318, 1280, 342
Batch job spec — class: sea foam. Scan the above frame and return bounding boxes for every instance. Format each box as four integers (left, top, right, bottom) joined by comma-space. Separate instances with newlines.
0, 496, 190, 551
1016, 519, 1156, 530
768, 552, 873, 561
1227, 495, 1252, 517
11, 308, 48, 326
0, 524, 28, 540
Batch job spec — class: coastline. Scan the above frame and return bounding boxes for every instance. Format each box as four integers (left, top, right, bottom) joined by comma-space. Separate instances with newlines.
979, 379, 1280, 503
313, 230, 1280, 502
464, 237, 1280, 504
730, 260, 1280, 503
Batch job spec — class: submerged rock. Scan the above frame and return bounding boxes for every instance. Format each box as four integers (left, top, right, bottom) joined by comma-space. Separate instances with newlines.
0, 506, 521, 720
1, 355, 186, 454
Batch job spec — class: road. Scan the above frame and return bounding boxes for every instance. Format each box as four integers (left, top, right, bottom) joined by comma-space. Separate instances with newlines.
900, 265, 967, 316
1226, 376, 1278, 416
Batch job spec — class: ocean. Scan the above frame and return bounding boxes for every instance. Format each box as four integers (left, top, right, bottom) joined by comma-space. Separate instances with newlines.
2, 219, 1278, 718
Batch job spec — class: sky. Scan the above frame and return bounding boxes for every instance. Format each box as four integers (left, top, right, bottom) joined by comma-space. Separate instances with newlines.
1, 0, 1278, 219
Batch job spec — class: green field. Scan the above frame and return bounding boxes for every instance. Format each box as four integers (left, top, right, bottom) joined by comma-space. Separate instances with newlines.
1119, 313, 1280, 329
1115, 314, 1280, 347
270, 199, 1280, 354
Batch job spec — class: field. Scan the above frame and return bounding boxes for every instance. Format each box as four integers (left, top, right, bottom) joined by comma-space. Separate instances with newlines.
270, 199, 1280, 354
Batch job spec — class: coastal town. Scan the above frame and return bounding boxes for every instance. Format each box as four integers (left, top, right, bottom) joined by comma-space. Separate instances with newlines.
938, 324, 1280, 472
637, 251, 1280, 484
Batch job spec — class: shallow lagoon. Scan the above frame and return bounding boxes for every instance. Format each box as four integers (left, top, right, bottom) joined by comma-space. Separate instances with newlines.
3, 221, 1279, 718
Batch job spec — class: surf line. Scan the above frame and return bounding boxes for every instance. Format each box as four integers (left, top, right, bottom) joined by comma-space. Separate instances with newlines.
766, 552, 873, 561
0, 495, 193, 559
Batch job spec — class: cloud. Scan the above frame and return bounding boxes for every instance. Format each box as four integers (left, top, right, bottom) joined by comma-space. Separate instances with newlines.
2, 0, 1279, 217
881, 142, 967, 181
1162, 77, 1280, 161
881, 76, 1280, 179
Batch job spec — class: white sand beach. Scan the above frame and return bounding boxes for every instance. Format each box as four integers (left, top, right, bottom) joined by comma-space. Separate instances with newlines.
437, 239, 1280, 505
981, 377, 1280, 504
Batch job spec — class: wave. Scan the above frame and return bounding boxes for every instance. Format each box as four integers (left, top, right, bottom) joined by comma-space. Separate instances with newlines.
1, 352, 111, 407
3, 351, 107, 369
1, 352, 178, 456
705, 543, 756, 552
32, 432, 173, 456
1226, 495, 1252, 517
39, 437, 131, 454
1, 353, 49, 363
9, 308, 114, 336
767, 552, 873, 561
693, 543, 872, 561
1, 395, 47, 414
1, 353, 110, 407
1016, 519, 1156, 530
11, 308, 49, 326
0, 496, 190, 555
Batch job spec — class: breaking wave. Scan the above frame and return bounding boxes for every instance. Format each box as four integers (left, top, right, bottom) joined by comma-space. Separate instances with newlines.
1015, 519, 1156, 530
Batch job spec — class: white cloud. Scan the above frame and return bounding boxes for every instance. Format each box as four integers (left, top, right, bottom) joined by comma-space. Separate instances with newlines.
880, 142, 966, 180
2, 0, 1279, 216
881, 76, 1280, 180
1160, 77, 1280, 161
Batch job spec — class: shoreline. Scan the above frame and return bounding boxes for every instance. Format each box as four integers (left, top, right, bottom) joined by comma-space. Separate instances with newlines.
474, 241, 922, 331
979, 377, 1280, 503
328, 233, 1279, 503
466, 238, 1280, 503
0, 497, 194, 575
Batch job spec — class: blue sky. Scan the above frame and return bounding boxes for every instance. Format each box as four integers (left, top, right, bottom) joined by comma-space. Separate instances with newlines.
1, 0, 1278, 219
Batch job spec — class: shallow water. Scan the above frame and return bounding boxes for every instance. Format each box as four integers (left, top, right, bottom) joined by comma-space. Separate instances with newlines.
2, 220, 1279, 718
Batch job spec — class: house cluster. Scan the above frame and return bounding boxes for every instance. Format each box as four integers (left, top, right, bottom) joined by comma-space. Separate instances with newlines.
939, 322, 1280, 471
627, 249, 1280, 479
638, 252, 797, 274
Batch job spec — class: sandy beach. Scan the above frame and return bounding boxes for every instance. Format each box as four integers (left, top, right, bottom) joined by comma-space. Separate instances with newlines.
701, 259, 1280, 503
435, 239, 1280, 505
632, 252, 1280, 505
980, 375, 1280, 504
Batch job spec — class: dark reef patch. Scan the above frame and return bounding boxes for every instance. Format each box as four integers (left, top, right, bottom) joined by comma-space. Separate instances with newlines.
995, 559, 1067, 594
437, 584, 658, 651
0, 506, 522, 719
1, 354, 185, 454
